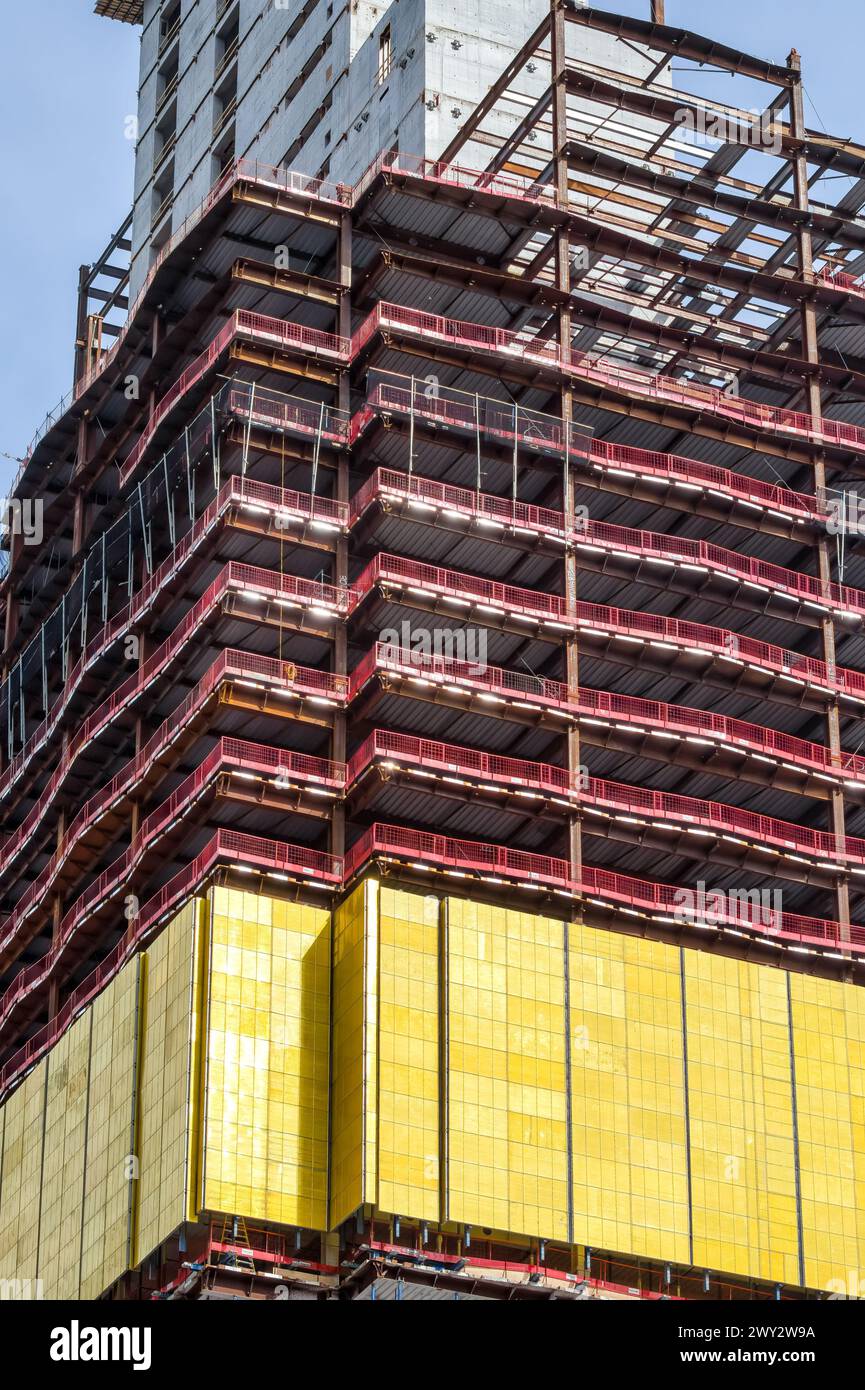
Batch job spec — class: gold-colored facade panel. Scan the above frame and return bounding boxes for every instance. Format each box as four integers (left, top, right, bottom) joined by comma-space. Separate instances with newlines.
790, 972, 865, 1292
80, 956, 140, 1299
135, 897, 204, 1266
38, 1009, 92, 1299
446, 898, 569, 1243
201, 886, 330, 1231
569, 929, 690, 1264
2, 878, 865, 1296
685, 953, 799, 1285
378, 885, 440, 1222
0, 1059, 46, 1288
330, 880, 372, 1228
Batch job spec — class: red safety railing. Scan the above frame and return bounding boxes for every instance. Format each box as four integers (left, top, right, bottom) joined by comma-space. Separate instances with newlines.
0, 473, 348, 800
588, 436, 825, 521
576, 521, 861, 615
348, 728, 865, 865
584, 773, 864, 860
352, 150, 559, 208
347, 728, 572, 796
345, 823, 865, 952
350, 465, 855, 614
0, 828, 341, 1103
352, 643, 865, 786
1, 555, 351, 806
18, 149, 858, 502
3, 796, 862, 1102
66, 283, 859, 524
354, 551, 571, 618
72, 164, 350, 401
12, 634, 860, 923
0, 739, 342, 1013
68, 148, 849, 441
350, 466, 568, 538
12, 716, 860, 1021
206, 1228, 339, 1279
360, 380, 826, 524
363, 1241, 683, 1300
226, 471, 347, 527
0, 647, 335, 884
227, 557, 352, 609
226, 384, 351, 449
118, 311, 348, 488
817, 265, 865, 297
357, 302, 865, 455
353, 554, 865, 702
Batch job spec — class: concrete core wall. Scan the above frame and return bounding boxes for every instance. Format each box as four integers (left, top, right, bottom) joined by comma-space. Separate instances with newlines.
128, 0, 553, 300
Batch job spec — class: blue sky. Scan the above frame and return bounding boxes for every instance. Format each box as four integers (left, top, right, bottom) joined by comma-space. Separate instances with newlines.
0, 0, 862, 495
0, 1, 139, 492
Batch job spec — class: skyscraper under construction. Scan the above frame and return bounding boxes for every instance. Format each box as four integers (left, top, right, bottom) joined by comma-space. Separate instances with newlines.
1, 0, 864, 1301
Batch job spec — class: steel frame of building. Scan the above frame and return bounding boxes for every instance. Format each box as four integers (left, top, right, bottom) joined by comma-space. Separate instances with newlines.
4, 1, 865, 1298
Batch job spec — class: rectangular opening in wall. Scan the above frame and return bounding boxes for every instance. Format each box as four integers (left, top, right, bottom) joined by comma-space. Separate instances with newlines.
215, 12, 239, 82
213, 141, 235, 183
159, 1, 181, 56
151, 170, 174, 230
378, 25, 393, 85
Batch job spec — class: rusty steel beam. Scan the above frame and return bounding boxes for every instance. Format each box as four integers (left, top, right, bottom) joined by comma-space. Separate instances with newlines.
788, 50, 851, 941
565, 66, 865, 182
561, 206, 865, 315
362, 164, 862, 315
553, 0, 581, 915
564, 3, 795, 87
74, 209, 132, 381
567, 141, 865, 251
365, 241, 865, 394
331, 207, 353, 864
365, 322, 854, 469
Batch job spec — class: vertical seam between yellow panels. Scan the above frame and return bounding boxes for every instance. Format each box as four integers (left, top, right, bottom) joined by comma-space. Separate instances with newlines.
563, 919, 573, 1249
786, 971, 806, 1290
180, 900, 196, 1222
679, 947, 694, 1268
366, 877, 379, 1211
128, 952, 145, 1273
326, 886, 336, 1230
439, 893, 448, 1228
75, 1006, 96, 1299
187, 894, 209, 1224
362, 877, 370, 1213
33, 1053, 49, 1282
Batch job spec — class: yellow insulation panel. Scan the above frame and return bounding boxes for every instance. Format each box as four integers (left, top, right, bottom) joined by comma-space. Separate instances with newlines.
790, 972, 865, 1292
38, 1009, 92, 1299
200, 886, 330, 1230
0, 1059, 46, 1288
569, 929, 690, 1265
685, 953, 799, 1285
135, 897, 204, 1265
446, 899, 569, 1243
330, 880, 372, 1228
2, 879, 865, 1296
378, 885, 440, 1222
80, 955, 140, 1299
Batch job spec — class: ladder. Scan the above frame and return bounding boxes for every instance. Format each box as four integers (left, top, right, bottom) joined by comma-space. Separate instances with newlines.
218, 1215, 256, 1273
